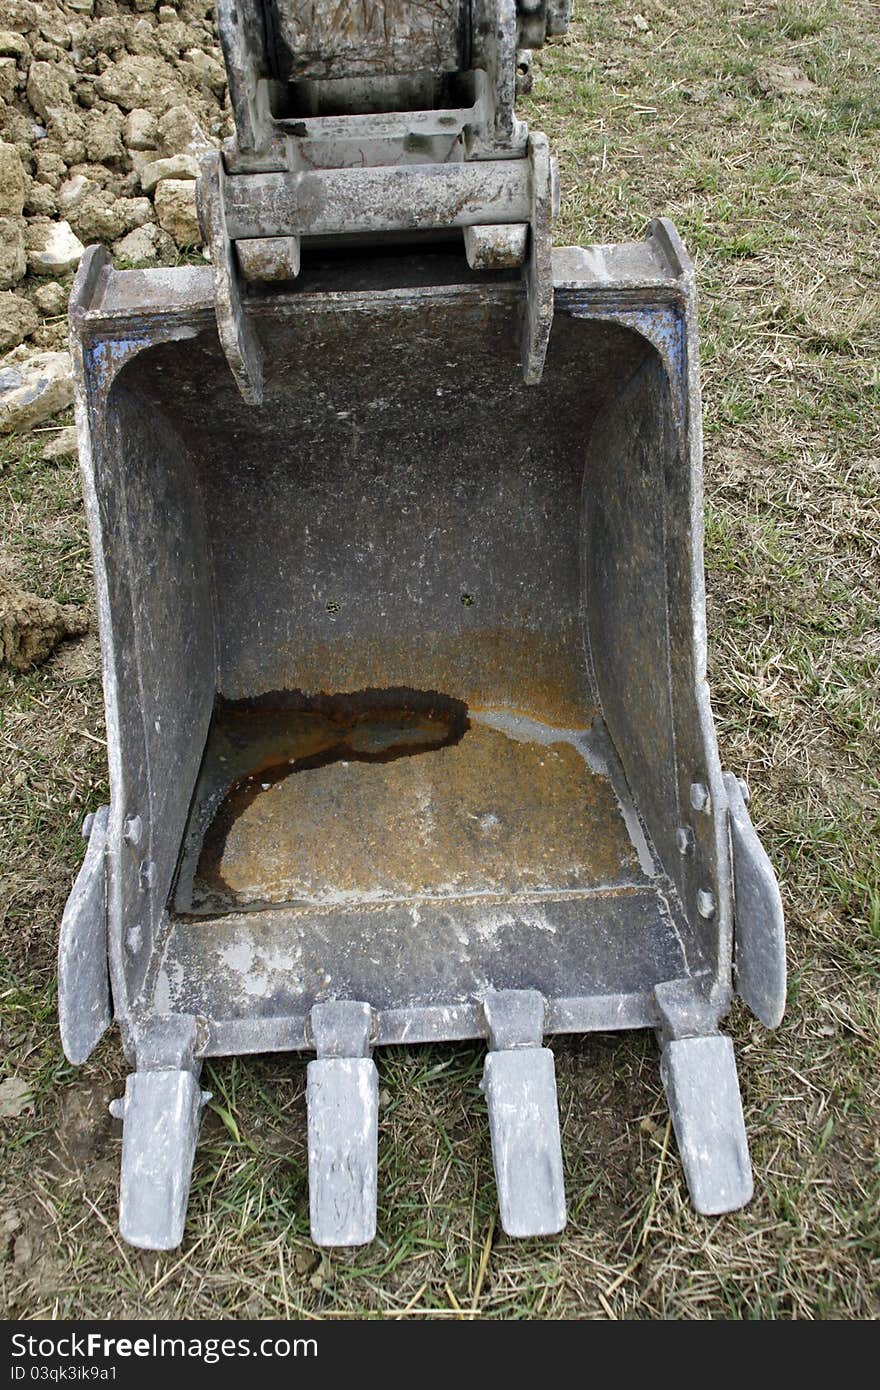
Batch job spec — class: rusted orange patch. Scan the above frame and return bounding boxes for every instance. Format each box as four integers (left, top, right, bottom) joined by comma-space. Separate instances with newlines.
190, 692, 642, 910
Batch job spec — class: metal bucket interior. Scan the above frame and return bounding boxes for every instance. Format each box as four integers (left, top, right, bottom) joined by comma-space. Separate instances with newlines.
93, 255, 714, 1052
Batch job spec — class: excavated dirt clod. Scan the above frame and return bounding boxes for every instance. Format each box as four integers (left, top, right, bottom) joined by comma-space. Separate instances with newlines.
0, 577, 87, 669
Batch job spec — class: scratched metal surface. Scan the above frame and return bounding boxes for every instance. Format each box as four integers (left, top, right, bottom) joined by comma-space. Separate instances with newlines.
124, 298, 649, 719
158, 885, 694, 1051
113, 298, 657, 929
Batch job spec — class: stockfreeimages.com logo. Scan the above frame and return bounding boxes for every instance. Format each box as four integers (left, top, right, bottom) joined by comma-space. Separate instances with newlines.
11, 1332, 317, 1369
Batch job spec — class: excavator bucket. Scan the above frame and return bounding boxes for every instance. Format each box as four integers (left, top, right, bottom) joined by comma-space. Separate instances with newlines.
61, 2, 786, 1250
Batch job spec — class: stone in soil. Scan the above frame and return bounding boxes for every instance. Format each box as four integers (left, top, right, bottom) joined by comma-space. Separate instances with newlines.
0, 577, 87, 670
84, 109, 125, 164
58, 173, 92, 217
70, 189, 150, 243
179, 49, 226, 97
33, 281, 67, 316
154, 177, 200, 246
33, 151, 66, 190
41, 424, 78, 460
45, 108, 86, 165
124, 108, 158, 151
95, 55, 189, 115
139, 152, 199, 192
0, 292, 38, 353
0, 58, 19, 105
0, 30, 31, 61
754, 64, 820, 98
76, 15, 127, 57
0, 347, 73, 433
113, 220, 175, 265
25, 220, 84, 276
26, 61, 74, 121
0, 140, 25, 217
3, 2, 40, 33
158, 105, 212, 157
0, 1076, 33, 1118
0, 217, 26, 290
23, 179, 56, 216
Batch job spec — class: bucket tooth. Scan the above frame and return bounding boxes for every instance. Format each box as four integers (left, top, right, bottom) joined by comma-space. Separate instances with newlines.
115, 1069, 207, 1250
306, 1001, 378, 1248
660, 1034, 753, 1215
481, 991, 566, 1238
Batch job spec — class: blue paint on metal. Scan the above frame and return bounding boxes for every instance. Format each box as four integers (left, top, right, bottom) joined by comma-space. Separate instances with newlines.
611, 305, 687, 422
561, 295, 688, 423
85, 336, 155, 393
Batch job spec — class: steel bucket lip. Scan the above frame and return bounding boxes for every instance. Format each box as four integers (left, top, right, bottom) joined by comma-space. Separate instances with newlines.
73, 229, 690, 351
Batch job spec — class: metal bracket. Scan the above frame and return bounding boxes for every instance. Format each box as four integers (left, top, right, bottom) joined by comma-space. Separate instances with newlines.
306, 1000, 379, 1247
58, 804, 112, 1066
724, 772, 786, 1029
197, 150, 264, 405
521, 132, 556, 384
653, 975, 722, 1044
466, 0, 525, 156
464, 222, 528, 270
134, 1012, 204, 1072
480, 990, 566, 1237
202, 0, 567, 400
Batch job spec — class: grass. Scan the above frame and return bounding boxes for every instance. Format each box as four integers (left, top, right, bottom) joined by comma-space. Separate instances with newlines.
1, 0, 879, 1319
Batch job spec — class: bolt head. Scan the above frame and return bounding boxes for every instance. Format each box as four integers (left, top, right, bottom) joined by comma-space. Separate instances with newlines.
81, 811, 95, 840
138, 859, 157, 892
123, 813, 143, 846
697, 888, 716, 919
676, 826, 695, 855
689, 782, 710, 813
736, 776, 751, 806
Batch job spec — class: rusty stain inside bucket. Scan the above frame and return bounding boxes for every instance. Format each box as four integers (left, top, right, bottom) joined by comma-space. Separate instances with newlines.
174, 687, 648, 915
196, 687, 469, 893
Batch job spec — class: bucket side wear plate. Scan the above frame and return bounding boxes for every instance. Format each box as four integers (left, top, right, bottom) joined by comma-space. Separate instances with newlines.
724, 772, 786, 1029
58, 805, 111, 1066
